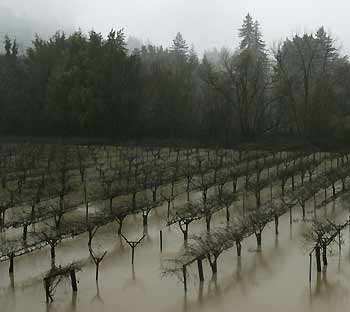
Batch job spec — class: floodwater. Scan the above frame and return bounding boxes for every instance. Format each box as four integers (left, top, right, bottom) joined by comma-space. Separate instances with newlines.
1, 180, 350, 312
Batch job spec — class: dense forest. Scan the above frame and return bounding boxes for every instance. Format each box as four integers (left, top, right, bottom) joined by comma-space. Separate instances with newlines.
1, 14, 350, 145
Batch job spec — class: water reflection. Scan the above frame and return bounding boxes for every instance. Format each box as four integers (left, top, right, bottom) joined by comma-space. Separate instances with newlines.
1, 279, 16, 312
207, 274, 220, 296
182, 293, 188, 312
121, 263, 146, 293
132, 263, 136, 280
2, 185, 350, 312
91, 282, 103, 304
236, 257, 242, 280
308, 265, 349, 311
70, 292, 77, 311
197, 282, 204, 304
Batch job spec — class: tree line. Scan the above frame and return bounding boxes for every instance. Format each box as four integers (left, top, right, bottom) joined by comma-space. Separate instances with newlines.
1, 14, 350, 144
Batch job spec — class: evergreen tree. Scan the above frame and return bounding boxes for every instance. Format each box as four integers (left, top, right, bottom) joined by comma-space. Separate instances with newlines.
171, 32, 188, 56
315, 27, 338, 71
188, 44, 199, 65
239, 14, 265, 54
253, 21, 266, 52
1, 21, 350, 142
239, 14, 255, 50
4, 35, 12, 57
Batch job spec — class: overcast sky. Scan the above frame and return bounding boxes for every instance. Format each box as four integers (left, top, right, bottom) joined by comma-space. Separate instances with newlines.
1, 0, 349, 54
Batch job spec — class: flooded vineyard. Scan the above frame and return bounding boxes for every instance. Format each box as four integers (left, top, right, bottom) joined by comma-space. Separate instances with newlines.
0, 143, 350, 312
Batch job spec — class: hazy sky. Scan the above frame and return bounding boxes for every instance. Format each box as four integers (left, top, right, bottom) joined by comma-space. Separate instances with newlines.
1, 0, 350, 54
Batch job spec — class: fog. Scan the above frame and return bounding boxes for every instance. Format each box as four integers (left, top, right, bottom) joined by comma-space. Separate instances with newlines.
1, 0, 350, 53
0, 0, 76, 49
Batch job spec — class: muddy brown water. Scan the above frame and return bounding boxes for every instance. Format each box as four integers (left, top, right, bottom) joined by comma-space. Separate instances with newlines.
1, 183, 350, 312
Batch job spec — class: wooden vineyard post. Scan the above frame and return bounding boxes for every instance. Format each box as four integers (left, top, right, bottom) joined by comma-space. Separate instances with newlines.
182, 265, 187, 292
274, 214, 279, 236
309, 252, 312, 283
160, 230, 163, 253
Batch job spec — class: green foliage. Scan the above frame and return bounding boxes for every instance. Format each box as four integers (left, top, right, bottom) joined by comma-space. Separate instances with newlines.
239, 14, 265, 53
1, 15, 350, 144
273, 28, 343, 137
0, 30, 143, 137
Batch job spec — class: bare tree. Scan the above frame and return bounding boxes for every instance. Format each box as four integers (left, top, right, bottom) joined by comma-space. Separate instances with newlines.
167, 202, 201, 241
87, 218, 109, 282
244, 207, 273, 251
